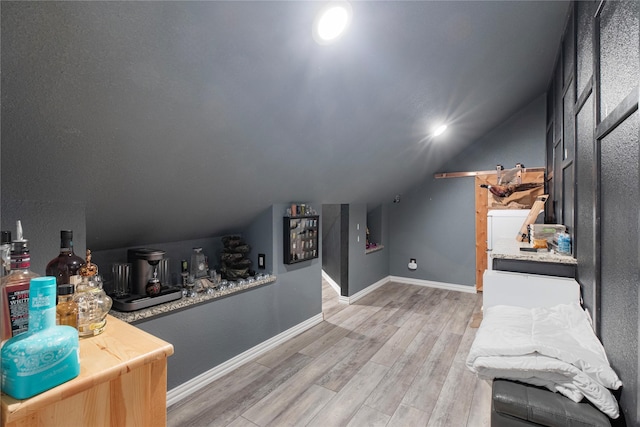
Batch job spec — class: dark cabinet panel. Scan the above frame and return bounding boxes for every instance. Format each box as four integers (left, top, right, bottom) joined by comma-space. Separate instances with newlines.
564, 76, 576, 162
576, 0, 595, 98
563, 8, 575, 87
598, 0, 639, 121
548, 0, 640, 422
561, 162, 575, 235
598, 110, 639, 422
575, 95, 595, 308
553, 142, 563, 222
545, 126, 555, 222
554, 63, 564, 142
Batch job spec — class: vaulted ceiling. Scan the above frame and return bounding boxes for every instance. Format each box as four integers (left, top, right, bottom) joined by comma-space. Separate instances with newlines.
1, 1, 570, 250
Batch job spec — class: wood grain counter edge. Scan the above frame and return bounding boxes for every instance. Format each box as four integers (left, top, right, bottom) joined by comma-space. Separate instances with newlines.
1, 314, 174, 419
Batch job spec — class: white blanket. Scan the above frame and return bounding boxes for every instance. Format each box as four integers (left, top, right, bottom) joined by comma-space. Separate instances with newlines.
466, 302, 622, 418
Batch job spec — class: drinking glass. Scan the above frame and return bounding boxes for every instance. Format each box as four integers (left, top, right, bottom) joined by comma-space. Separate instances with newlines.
158, 258, 171, 287
111, 263, 131, 298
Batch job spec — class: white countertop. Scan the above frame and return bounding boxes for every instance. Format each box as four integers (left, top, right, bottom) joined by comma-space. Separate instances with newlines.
491, 238, 577, 265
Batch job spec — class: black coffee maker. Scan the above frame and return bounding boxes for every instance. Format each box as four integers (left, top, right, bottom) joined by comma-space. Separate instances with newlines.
111, 248, 182, 312
128, 248, 165, 295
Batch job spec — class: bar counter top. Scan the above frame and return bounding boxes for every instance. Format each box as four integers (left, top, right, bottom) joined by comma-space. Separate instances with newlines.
491, 238, 577, 265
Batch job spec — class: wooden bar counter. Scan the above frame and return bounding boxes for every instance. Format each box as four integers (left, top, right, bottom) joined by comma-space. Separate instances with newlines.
1, 315, 174, 427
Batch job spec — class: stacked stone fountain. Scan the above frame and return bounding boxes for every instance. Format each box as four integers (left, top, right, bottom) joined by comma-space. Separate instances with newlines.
220, 235, 253, 280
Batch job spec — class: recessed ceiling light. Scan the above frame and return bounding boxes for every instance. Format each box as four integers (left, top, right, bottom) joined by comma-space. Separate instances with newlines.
431, 124, 448, 137
313, 2, 352, 45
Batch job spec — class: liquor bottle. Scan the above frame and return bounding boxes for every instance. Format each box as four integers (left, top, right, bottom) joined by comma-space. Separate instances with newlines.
56, 284, 78, 329
73, 249, 112, 337
46, 230, 84, 287
0, 221, 39, 341
1, 276, 80, 399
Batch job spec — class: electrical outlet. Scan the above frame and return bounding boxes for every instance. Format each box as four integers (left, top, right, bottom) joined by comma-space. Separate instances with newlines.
258, 253, 265, 269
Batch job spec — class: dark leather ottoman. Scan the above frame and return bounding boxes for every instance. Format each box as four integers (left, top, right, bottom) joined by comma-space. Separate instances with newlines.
492, 379, 611, 426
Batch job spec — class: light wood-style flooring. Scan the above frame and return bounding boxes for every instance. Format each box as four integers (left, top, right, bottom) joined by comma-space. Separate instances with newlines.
167, 279, 491, 427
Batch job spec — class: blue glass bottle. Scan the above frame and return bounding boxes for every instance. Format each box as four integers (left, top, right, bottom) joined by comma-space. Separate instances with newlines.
1, 276, 80, 399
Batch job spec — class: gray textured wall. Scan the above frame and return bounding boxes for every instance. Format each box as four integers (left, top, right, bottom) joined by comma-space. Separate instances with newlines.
90, 203, 322, 391
339, 205, 350, 296
367, 204, 384, 245
321, 204, 342, 285
136, 266, 321, 391
135, 204, 322, 390
1, 200, 86, 275
243, 206, 276, 275
388, 95, 546, 287
347, 203, 389, 296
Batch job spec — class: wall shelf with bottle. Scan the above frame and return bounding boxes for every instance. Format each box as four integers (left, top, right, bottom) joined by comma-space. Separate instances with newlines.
283, 215, 319, 265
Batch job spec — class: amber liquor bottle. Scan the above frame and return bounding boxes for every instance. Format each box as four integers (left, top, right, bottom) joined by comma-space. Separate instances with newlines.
56, 284, 78, 329
46, 230, 84, 287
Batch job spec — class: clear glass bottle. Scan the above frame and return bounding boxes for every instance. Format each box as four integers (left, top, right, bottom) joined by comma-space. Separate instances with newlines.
0, 221, 39, 341
56, 284, 78, 329
46, 230, 84, 287
73, 249, 112, 337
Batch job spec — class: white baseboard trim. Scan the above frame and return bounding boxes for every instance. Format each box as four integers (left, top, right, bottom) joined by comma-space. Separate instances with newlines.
339, 275, 474, 306
343, 276, 391, 304
389, 275, 477, 294
321, 270, 341, 295
334, 275, 474, 306
166, 312, 324, 407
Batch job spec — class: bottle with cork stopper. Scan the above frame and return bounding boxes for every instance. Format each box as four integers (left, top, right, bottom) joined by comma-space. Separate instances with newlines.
72, 249, 112, 337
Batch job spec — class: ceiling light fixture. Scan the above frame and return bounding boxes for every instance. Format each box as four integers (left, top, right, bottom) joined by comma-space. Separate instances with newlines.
313, 2, 352, 45
431, 124, 448, 137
